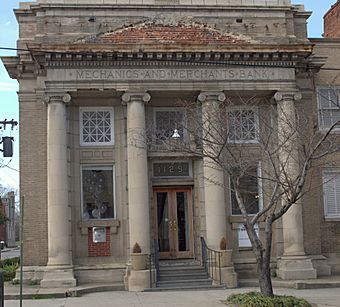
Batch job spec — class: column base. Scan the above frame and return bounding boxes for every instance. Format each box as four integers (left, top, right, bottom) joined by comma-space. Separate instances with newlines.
220, 267, 238, 288
277, 256, 317, 280
40, 265, 76, 288
125, 268, 151, 292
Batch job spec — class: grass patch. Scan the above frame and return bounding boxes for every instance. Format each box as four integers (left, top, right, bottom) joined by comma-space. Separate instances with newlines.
0, 257, 19, 281
226, 292, 312, 307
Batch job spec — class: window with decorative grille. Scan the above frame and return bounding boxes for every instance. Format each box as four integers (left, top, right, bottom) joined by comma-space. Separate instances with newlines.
317, 87, 340, 130
154, 109, 185, 144
323, 171, 340, 218
80, 108, 114, 146
227, 107, 259, 143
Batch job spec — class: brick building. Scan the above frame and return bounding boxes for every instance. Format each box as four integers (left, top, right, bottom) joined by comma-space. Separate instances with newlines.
2, 0, 340, 290
324, 0, 340, 38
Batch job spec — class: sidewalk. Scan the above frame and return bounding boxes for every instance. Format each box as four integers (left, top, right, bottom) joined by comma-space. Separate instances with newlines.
3, 287, 340, 307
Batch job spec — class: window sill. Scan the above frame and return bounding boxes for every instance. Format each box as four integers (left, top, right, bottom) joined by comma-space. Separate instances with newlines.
324, 217, 340, 222
78, 219, 120, 235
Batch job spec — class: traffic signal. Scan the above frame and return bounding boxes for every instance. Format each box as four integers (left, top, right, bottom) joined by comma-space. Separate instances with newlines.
1, 137, 14, 157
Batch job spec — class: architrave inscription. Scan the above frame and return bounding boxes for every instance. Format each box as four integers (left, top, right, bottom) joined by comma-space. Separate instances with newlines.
48, 67, 295, 82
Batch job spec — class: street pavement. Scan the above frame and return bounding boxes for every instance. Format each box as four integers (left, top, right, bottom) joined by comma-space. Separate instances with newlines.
0, 247, 20, 260
4, 287, 340, 307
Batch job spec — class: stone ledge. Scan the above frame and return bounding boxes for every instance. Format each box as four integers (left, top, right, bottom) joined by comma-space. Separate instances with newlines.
78, 219, 120, 235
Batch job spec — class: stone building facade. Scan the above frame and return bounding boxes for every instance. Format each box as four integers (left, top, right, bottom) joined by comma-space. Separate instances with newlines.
2, 0, 340, 289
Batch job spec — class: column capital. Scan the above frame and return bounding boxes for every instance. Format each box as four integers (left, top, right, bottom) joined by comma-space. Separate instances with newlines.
43, 93, 72, 106
274, 91, 302, 102
122, 92, 151, 105
198, 91, 226, 103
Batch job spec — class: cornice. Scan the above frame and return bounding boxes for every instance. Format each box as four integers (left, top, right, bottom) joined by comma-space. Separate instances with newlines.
34, 50, 312, 69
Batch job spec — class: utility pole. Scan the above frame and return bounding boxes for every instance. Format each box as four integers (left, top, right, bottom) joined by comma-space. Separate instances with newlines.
0, 119, 18, 130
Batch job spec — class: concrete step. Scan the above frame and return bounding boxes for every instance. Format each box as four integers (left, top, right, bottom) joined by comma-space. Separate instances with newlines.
159, 268, 206, 276
144, 284, 226, 292
159, 266, 205, 273
158, 273, 209, 281
159, 260, 201, 267
157, 278, 213, 288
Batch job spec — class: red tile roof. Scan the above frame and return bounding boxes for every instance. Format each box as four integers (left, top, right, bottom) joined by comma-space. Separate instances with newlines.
99, 23, 249, 45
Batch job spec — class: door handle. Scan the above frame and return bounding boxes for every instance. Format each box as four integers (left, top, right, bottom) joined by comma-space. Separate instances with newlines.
173, 220, 177, 232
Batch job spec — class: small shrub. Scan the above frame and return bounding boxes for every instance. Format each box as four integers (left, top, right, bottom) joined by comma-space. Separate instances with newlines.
226, 292, 312, 307
2, 264, 18, 281
220, 237, 227, 250
0, 257, 19, 282
132, 242, 142, 253
0, 257, 20, 267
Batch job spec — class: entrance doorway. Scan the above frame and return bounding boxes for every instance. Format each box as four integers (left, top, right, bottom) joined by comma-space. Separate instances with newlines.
153, 187, 194, 259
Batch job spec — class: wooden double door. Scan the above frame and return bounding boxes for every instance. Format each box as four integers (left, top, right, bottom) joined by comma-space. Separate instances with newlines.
153, 187, 194, 259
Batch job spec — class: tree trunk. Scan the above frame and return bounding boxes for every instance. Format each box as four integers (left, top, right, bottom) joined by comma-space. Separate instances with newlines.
258, 259, 274, 297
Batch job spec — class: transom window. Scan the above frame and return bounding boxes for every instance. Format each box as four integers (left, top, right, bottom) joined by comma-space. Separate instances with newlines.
323, 170, 340, 218
81, 166, 115, 220
154, 109, 185, 144
317, 87, 340, 130
230, 164, 263, 215
80, 107, 114, 146
227, 107, 258, 143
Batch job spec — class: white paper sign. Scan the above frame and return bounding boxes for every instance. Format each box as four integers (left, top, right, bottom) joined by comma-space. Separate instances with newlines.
92, 227, 106, 243
238, 223, 259, 248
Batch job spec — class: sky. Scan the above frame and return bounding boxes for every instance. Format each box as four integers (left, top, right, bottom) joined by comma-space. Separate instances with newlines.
0, 0, 337, 192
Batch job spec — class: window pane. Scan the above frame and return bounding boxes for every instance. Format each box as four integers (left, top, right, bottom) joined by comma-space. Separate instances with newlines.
231, 167, 260, 215
82, 167, 114, 219
228, 108, 257, 142
155, 110, 185, 143
81, 109, 113, 145
318, 88, 340, 129
323, 172, 340, 217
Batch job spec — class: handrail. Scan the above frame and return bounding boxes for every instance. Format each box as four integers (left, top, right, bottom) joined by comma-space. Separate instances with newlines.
200, 236, 222, 285
149, 239, 160, 288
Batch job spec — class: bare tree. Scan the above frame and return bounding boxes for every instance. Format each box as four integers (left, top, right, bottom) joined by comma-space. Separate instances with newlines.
143, 93, 340, 296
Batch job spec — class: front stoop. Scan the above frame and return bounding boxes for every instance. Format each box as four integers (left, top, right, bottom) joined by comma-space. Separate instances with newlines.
145, 260, 227, 291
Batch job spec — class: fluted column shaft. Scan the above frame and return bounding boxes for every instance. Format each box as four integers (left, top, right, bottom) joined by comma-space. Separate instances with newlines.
275, 91, 305, 256
46, 93, 72, 267
123, 92, 151, 254
198, 91, 227, 249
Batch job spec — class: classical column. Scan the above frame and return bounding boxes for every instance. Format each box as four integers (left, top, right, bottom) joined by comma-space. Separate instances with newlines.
122, 92, 151, 254
274, 91, 316, 280
198, 92, 227, 250
41, 93, 76, 288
